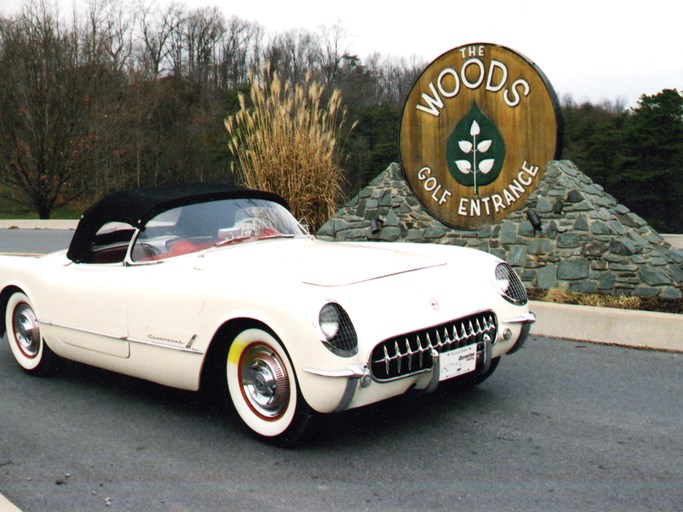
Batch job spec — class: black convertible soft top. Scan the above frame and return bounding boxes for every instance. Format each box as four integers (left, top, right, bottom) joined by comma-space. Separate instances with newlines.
67, 183, 288, 263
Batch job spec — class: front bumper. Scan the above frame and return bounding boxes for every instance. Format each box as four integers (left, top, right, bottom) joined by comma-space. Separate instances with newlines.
304, 309, 536, 413
505, 311, 535, 353
302, 364, 371, 413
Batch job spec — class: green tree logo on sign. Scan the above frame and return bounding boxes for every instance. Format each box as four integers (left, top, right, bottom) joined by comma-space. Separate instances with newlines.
446, 103, 505, 194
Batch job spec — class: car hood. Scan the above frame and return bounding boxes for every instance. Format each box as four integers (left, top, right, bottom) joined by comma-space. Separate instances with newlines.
197, 238, 447, 286
298, 240, 446, 286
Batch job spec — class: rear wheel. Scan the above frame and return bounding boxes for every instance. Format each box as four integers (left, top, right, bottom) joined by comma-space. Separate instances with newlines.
225, 327, 313, 446
5, 292, 57, 376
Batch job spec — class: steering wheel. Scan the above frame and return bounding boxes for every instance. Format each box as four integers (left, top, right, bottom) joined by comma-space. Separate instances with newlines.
235, 217, 269, 237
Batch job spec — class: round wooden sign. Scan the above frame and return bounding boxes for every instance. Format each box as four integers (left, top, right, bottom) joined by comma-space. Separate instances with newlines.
400, 43, 562, 229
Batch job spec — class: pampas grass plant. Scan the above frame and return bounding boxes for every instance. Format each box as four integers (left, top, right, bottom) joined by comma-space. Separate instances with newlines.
225, 69, 354, 231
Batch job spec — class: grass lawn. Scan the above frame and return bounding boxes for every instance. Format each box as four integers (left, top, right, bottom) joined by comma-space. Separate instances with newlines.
0, 188, 84, 219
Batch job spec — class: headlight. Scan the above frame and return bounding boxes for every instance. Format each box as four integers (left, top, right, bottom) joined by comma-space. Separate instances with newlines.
319, 304, 341, 339
494, 262, 528, 305
318, 303, 358, 357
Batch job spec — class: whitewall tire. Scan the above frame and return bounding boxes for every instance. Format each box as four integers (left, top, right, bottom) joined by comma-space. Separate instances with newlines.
226, 327, 312, 445
5, 291, 57, 376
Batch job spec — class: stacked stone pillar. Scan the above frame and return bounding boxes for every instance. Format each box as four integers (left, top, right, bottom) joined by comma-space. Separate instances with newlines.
318, 161, 683, 299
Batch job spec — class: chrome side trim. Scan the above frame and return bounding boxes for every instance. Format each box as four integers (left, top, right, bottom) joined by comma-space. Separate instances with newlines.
38, 320, 204, 355
127, 336, 204, 355
38, 320, 127, 340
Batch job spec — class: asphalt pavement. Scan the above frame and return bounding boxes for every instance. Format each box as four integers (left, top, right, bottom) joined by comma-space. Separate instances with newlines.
1, 335, 682, 511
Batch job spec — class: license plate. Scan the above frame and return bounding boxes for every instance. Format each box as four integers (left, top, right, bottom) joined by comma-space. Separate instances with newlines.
439, 344, 477, 381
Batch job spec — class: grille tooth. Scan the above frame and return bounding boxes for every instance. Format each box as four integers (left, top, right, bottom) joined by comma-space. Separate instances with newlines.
451, 325, 459, 343
370, 311, 498, 381
443, 328, 451, 350
382, 345, 391, 374
417, 336, 425, 367
405, 339, 413, 372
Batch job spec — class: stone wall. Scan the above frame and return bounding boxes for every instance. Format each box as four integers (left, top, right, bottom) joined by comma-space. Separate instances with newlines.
318, 160, 683, 299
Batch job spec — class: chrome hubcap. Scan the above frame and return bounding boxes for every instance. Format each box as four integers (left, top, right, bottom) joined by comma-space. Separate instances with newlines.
13, 303, 40, 358
240, 345, 289, 419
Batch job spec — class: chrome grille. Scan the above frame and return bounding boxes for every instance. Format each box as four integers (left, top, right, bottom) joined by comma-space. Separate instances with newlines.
370, 311, 497, 381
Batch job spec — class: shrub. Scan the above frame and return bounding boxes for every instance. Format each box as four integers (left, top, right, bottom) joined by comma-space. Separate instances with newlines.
225, 69, 354, 231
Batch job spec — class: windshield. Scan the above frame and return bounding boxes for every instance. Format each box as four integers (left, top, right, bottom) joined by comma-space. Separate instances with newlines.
130, 198, 306, 261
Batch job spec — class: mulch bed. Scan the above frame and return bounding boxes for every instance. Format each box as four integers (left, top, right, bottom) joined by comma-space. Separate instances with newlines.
526, 288, 683, 314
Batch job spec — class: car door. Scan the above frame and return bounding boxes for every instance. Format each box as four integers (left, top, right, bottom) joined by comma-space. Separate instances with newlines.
45, 261, 130, 358
125, 261, 208, 354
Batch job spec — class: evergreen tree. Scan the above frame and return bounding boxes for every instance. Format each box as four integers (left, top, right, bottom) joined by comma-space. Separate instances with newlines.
614, 89, 683, 232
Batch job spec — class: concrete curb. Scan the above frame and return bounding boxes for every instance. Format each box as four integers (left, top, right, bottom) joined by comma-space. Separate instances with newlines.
0, 220, 78, 230
530, 300, 682, 352
662, 234, 683, 250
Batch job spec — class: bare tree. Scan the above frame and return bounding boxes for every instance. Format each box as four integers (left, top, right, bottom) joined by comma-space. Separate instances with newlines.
319, 22, 352, 87
264, 29, 320, 85
0, 1, 449, 214
76, 0, 134, 74
182, 7, 225, 87
137, 0, 183, 77
100, 0, 135, 72
0, 1, 124, 217
216, 16, 263, 90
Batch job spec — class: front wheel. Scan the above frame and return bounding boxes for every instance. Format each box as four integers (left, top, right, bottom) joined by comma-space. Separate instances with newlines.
225, 328, 313, 446
5, 291, 58, 376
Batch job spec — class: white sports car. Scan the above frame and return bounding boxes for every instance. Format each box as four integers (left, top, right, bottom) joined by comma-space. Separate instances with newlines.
1, 184, 534, 445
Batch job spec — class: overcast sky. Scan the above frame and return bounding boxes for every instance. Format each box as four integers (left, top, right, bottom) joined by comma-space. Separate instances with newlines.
2, 0, 680, 108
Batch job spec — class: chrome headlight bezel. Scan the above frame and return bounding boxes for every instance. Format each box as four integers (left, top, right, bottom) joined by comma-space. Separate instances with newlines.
494, 262, 528, 305
318, 303, 358, 357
